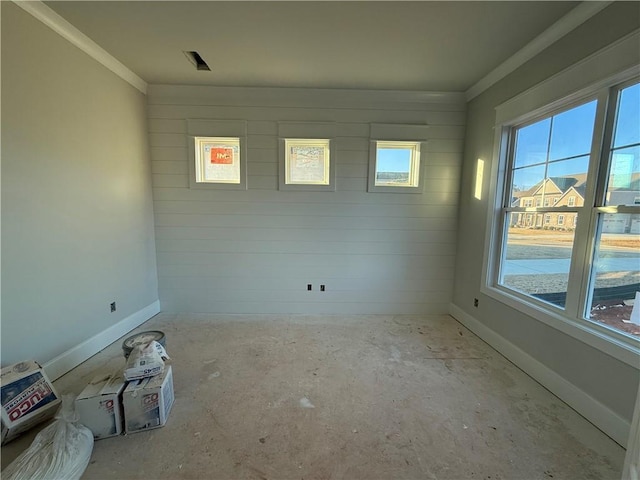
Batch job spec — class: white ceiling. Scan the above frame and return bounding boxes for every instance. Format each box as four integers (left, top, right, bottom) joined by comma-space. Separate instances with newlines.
44, 1, 581, 92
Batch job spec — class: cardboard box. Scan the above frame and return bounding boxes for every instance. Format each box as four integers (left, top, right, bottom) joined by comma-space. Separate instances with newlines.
123, 365, 174, 434
75, 371, 127, 439
1, 360, 61, 444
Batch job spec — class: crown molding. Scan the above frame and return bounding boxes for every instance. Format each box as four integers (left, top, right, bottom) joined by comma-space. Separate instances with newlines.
466, 1, 612, 101
147, 84, 467, 108
13, 0, 147, 94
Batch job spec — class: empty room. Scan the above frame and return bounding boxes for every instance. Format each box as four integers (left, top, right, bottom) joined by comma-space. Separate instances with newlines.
1, 1, 639, 479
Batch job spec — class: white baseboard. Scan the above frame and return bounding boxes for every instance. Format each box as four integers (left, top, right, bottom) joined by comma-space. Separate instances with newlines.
43, 300, 160, 381
449, 303, 631, 448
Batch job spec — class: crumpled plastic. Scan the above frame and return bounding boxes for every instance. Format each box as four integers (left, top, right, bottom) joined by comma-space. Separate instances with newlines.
2, 395, 94, 480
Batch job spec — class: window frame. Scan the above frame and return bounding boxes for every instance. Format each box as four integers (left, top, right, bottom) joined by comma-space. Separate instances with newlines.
194, 136, 242, 185
278, 138, 336, 192
368, 140, 425, 193
481, 63, 640, 367
187, 119, 248, 191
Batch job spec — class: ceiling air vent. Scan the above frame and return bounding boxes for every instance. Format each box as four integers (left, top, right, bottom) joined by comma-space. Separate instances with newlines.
183, 51, 211, 71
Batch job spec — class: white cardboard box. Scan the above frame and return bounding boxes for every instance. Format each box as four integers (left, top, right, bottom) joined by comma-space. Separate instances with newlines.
1, 360, 61, 445
75, 371, 127, 439
123, 365, 174, 434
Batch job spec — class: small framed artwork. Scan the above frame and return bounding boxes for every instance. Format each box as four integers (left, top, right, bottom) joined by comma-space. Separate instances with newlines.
280, 138, 335, 191
194, 136, 241, 184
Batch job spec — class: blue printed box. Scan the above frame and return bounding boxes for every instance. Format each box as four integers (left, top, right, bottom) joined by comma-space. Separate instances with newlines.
1, 360, 61, 444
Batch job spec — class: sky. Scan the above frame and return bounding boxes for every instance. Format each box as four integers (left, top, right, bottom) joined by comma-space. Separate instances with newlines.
377, 148, 412, 173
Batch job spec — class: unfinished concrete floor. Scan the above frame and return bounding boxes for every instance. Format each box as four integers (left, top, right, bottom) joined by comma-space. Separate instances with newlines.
1, 314, 625, 479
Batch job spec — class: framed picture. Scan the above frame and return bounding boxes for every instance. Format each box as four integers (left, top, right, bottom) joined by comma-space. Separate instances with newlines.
284, 139, 331, 186
194, 136, 241, 184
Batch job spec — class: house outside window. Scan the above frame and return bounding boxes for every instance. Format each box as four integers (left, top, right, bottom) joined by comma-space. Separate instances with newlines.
486, 76, 640, 344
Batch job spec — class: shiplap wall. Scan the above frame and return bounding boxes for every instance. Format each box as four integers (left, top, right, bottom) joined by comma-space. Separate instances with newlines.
148, 86, 465, 314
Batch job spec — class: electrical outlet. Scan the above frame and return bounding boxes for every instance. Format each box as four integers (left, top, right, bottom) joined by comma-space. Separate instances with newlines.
110, 302, 117, 313
473, 298, 479, 308
307, 284, 312, 291
320, 285, 326, 292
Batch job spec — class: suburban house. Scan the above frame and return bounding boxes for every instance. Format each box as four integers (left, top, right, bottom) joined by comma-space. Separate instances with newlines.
511, 175, 586, 229
511, 173, 640, 232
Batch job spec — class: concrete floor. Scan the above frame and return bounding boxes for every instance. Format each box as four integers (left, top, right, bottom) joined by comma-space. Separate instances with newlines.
1, 314, 625, 479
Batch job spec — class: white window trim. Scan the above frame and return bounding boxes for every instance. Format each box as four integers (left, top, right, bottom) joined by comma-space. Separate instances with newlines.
277, 122, 337, 192
194, 136, 242, 184
368, 140, 425, 193
481, 32, 640, 368
367, 123, 429, 194
278, 138, 336, 192
187, 119, 248, 190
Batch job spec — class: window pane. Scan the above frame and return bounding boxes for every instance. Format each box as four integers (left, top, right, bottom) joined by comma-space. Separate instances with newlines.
586, 214, 640, 337
376, 148, 411, 186
605, 146, 640, 206
374, 142, 420, 188
613, 82, 640, 148
548, 100, 597, 161
514, 119, 550, 168
547, 156, 589, 180
511, 165, 545, 203
546, 156, 589, 206
500, 225, 576, 309
377, 148, 411, 175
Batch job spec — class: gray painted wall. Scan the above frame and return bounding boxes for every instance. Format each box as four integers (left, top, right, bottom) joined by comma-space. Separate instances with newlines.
453, 3, 640, 424
1, 3, 158, 365
148, 86, 465, 314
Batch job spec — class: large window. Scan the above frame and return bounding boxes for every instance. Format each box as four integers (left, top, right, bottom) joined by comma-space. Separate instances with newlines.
492, 79, 639, 342
586, 80, 640, 338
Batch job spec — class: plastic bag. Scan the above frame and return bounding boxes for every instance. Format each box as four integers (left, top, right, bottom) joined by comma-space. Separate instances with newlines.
123, 340, 170, 381
2, 395, 94, 480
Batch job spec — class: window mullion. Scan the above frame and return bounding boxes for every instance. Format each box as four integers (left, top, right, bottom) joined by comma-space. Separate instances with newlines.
567, 89, 611, 319
593, 87, 618, 207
